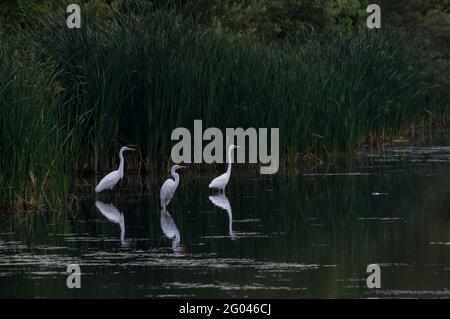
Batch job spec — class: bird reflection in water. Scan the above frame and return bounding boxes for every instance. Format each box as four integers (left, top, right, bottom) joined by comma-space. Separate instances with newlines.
95, 201, 128, 247
160, 209, 187, 254
209, 194, 235, 240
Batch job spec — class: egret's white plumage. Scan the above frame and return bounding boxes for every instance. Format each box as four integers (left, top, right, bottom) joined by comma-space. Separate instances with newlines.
209, 145, 240, 193
95, 146, 136, 193
95, 171, 120, 193
160, 164, 185, 209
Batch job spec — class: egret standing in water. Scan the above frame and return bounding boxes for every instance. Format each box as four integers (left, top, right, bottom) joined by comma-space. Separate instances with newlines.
209, 144, 240, 193
160, 164, 185, 209
95, 146, 136, 193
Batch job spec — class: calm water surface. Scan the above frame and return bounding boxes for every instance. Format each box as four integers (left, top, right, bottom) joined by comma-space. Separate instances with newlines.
1, 146, 450, 298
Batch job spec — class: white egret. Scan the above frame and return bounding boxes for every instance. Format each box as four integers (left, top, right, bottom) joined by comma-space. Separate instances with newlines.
95, 201, 126, 245
209, 194, 234, 239
208, 144, 240, 193
95, 146, 136, 193
160, 164, 185, 209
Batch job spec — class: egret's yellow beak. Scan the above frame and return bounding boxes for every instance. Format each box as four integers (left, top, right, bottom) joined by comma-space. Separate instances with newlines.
127, 146, 137, 151
179, 165, 187, 169
236, 146, 242, 149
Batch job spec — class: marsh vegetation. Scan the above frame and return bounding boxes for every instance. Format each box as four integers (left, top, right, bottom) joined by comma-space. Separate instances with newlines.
0, 1, 449, 210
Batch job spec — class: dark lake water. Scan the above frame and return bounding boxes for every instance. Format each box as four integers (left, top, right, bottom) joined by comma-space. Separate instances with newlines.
1, 146, 450, 298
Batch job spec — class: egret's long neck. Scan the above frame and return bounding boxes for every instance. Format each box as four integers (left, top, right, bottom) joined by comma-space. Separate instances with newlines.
118, 149, 125, 178
226, 146, 233, 176
228, 209, 233, 236
171, 168, 180, 186
174, 230, 180, 246
120, 220, 125, 242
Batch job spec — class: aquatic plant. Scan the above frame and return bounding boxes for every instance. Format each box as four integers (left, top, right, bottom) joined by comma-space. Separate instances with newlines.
0, 6, 448, 210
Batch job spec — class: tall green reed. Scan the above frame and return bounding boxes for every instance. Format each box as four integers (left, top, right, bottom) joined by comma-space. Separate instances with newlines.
0, 35, 83, 210
1, 6, 447, 210
26, 8, 441, 164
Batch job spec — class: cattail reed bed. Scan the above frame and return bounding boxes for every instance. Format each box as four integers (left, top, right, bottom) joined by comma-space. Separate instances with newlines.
0, 7, 448, 211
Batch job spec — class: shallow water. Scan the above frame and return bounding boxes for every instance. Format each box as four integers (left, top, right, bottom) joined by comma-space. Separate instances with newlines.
1, 146, 450, 298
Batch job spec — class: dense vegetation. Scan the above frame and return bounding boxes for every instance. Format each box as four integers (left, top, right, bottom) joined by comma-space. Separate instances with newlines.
0, 0, 449, 211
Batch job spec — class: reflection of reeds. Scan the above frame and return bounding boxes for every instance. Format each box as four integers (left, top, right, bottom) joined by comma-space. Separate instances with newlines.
1, 6, 448, 210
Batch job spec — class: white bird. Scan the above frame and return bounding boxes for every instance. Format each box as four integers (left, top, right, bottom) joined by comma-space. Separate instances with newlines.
160, 208, 181, 250
95, 201, 126, 245
160, 164, 185, 209
95, 146, 136, 193
209, 144, 240, 193
209, 194, 234, 239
